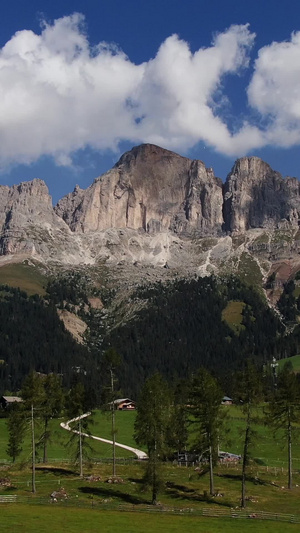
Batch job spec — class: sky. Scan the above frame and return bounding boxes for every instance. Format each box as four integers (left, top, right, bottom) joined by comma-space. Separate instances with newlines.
1, 0, 300, 203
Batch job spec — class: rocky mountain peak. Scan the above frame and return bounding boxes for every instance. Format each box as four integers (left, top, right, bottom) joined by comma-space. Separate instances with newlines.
1, 146, 300, 268
114, 143, 187, 169
223, 156, 299, 232
230, 156, 273, 179
55, 143, 223, 236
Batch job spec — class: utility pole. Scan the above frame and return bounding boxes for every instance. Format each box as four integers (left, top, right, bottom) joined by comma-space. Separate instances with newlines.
31, 404, 36, 493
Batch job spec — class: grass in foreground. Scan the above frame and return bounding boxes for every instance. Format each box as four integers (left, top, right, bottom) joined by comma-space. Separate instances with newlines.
1, 506, 299, 533
1, 459, 300, 515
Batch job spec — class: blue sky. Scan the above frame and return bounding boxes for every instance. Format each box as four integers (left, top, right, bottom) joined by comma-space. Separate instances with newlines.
1, 0, 300, 203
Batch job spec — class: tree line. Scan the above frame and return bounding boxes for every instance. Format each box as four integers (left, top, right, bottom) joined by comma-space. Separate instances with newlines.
134, 361, 300, 507
5, 358, 300, 507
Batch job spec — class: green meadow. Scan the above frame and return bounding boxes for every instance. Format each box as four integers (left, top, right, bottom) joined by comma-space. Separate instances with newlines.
0, 407, 299, 467
1, 407, 300, 532
1, 507, 299, 533
1, 506, 299, 533
0, 410, 138, 463
278, 354, 300, 373
221, 300, 246, 334
0, 262, 47, 296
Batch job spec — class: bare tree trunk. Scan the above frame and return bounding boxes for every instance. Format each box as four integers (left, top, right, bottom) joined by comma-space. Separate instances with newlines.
43, 418, 48, 464
79, 419, 83, 478
31, 404, 36, 493
110, 369, 116, 477
209, 445, 214, 496
152, 444, 158, 505
288, 408, 292, 490
241, 405, 251, 508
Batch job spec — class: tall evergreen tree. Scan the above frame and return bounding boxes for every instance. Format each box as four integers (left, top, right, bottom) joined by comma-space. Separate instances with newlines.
101, 348, 122, 477
188, 368, 224, 496
21, 371, 46, 493
167, 379, 189, 455
66, 380, 93, 477
40, 374, 64, 463
235, 361, 262, 508
6, 403, 26, 463
267, 363, 300, 489
134, 373, 171, 504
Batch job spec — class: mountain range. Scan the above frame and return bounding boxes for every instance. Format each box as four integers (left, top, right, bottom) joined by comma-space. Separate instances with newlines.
1, 143, 300, 295
2, 144, 300, 393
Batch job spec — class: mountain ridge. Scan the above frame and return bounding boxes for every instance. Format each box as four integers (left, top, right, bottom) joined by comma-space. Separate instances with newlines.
0, 144, 300, 296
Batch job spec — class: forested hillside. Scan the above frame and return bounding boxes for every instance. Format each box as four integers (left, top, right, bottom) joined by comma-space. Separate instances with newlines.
2, 271, 300, 399
0, 285, 94, 393
104, 276, 300, 396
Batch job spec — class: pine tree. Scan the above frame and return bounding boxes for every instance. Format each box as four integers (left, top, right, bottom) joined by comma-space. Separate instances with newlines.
267, 363, 300, 489
21, 371, 47, 493
235, 361, 262, 508
6, 403, 26, 462
101, 348, 121, 477
66, 380, 93, 477
134, 373, 171, 504
40, 374, 64, 463
188, 368, 224, 496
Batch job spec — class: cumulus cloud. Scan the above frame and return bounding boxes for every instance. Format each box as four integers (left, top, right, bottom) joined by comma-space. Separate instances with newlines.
0, 13, 299, 167
248, 31, 300, 147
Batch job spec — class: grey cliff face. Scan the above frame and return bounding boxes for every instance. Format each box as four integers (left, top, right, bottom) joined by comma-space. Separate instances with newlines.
1, 145, 300, 266
223, 157, 300, 232
55, 144, 224, 236
0, 179, 71, 257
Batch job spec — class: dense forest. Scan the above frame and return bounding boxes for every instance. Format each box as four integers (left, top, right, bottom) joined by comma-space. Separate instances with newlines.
1, 271, 300, 399
104, 276, 300, 396
0, 285, 95, 393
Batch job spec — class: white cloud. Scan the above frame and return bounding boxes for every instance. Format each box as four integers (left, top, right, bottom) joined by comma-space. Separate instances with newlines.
0, 14, 300, 167
247, 31, 300, 147
0, 14, 144, 166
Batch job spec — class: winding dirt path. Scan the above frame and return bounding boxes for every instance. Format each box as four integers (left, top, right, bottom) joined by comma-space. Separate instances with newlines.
60, 413, 148, 460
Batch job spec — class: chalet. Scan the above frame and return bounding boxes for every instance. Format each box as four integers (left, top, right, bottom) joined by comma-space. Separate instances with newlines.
0, 396, 23, 410
111, 398, 136, 411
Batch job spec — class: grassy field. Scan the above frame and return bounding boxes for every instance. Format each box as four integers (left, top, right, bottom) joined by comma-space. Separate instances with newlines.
0, 262, 47, 296
278, 354, 300, 373
0, 411, 138, 463
0, 460, 299, 530
221, 300, 246, 333
1, 407, 299, 468
1, 506, 299, 533
1, 406, 300, 531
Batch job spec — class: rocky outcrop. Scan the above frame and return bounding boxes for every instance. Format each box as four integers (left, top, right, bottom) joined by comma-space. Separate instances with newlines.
55, 144, 224, 236
223, 157, 300, 232
0, 179, 76, 259
1, 145, 300, 268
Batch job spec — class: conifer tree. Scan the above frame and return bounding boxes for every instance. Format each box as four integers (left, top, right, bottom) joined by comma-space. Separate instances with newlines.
267, 362, 300, 489
66, 380, 93, 477
235, 361, 262, 508
101, 348, 121, 477
134, 373, 171, 504
188, 368, 224, 496
6, 403, 26, 462
21, 371, 46, 493
40, 373, 64, 463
